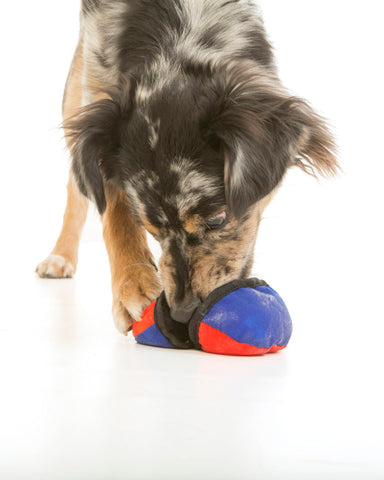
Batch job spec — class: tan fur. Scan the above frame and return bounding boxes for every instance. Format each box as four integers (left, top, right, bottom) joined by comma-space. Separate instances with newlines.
184, 215, 203, 234
190, 196, 274, 299
36, 39, 88, 278
62, 39, 84, 116
37, 2, 334, 330
159, 190, 276, 307
102, 186, 161, 334
183, 209, 228, 235
37, 35, 161, 333
143, 218, 161, 238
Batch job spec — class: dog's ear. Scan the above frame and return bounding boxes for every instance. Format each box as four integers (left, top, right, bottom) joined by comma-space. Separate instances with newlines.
203, 66, 339, 217
64, 81, 133, 215
64, 98, 121, 214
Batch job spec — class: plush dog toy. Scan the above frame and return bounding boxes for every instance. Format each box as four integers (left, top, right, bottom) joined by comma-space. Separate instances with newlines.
132, 278, 292, 356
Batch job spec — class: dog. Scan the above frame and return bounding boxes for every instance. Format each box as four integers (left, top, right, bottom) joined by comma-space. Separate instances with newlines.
36, 0, 338, 334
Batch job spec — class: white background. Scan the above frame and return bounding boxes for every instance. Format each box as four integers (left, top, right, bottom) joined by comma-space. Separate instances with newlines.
1, 1, 383, 479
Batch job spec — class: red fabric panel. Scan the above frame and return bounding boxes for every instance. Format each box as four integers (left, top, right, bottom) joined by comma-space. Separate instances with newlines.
199, 322, 286, 356
132, 301, 156, 337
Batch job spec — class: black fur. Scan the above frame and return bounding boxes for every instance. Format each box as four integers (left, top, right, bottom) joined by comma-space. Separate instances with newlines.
68, 0, 338, 313
116, 0, 274, 75
202, 64, 336, 217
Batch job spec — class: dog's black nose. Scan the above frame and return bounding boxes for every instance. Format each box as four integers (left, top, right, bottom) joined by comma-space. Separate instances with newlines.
170, 298, 201, 324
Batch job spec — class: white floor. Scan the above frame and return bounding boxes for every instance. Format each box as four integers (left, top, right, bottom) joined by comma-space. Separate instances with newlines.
1, 1, 384, 479
1, 197, 383, 480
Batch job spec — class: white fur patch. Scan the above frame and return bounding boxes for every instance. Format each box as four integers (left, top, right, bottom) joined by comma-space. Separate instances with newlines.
112, 301, 133, 335
112, 293, 150, 335
169, 159, 221, 215
36, 255, 74, 279
173, 0, 265, 67
81, 0, 129, 103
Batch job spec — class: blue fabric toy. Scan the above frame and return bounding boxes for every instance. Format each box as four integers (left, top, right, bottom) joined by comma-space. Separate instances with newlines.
132, 278, 292, 356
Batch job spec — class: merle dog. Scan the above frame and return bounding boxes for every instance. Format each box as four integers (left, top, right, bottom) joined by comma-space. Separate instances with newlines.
36, 0, 338, 334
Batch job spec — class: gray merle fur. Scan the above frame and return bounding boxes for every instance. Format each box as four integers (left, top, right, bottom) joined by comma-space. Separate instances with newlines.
68, 0, 338, 316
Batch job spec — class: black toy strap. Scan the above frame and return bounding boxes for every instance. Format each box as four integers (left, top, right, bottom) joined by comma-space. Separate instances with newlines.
154, 292, 194, 349
154, 278, 268, 350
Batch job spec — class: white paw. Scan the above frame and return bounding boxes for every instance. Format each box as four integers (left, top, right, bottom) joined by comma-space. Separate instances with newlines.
112, 287, 154, 336
35, 254, 75, 279
112, 300, 136, 336
112, 265, 161, 335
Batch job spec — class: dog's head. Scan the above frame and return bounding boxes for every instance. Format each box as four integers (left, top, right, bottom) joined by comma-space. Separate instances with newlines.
66, 63, 338, 322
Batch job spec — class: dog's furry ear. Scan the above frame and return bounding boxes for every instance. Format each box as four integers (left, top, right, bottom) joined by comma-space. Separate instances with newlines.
64, 99, 122, 214
64, 81, 132, 214
203, 66, 338, 217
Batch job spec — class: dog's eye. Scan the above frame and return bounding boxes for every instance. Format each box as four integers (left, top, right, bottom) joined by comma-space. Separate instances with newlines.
205, 211, 228, 229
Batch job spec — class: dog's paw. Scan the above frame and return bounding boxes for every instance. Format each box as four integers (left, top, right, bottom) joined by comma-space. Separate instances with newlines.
112, 264, 161, 335
35, 254, 75, 279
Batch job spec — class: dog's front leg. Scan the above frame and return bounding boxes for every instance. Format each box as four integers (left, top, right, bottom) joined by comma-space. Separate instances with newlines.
102, 186, 161, 335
